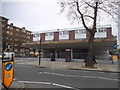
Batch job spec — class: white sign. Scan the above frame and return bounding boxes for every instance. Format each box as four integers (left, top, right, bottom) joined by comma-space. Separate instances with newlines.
33, 33, 40, 41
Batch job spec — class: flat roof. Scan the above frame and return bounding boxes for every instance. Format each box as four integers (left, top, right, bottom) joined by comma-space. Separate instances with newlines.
32, 25, 111, 34
23, 39, 116, 49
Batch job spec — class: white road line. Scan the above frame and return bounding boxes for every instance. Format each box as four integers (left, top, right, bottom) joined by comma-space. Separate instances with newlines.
18, 81, 51, 85
43, 72, 50, 74
82, 76, 97, 79
51, 73, 65, 76
13, 78, 17, 80
52, 83, 74, 89
98, 77, 112, 80
38, 72, 43, 74
67, 75, 80, 78
98, 72, 105, 74
112, 79, 119, 81
109, 73, 118, 75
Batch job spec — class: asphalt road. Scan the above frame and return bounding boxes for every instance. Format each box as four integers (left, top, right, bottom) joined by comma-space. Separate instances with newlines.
14, 60, 119, 90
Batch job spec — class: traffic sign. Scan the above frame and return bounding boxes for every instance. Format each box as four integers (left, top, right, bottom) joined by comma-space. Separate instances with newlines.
2, 61, 14, 89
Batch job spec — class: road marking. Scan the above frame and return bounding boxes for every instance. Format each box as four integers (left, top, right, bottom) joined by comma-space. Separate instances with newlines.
51, 73, 65, 76
98, 77, 112, 80
38, 72, 43, 74
82, 76, 97, 79
18, 81, 51, 85
52, 83, 74, 89
38, 71, 119, 81
112, 79, 119, 81
43, 72, 50, 74
13, 78, 17, 80
67, 75, 80, 78
98, 72, 105, 74
109, 73, 118, 75
18, 80, 77, 89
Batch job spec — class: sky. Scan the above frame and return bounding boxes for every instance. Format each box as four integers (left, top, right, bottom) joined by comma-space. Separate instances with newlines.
0, 0, 118, 35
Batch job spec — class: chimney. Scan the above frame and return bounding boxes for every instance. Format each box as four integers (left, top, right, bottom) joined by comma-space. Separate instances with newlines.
22, 27, 25, 29
10, 23, 13, 26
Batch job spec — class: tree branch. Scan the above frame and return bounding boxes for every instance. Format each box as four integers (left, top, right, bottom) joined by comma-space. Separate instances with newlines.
84, 15, 94, 19
92, 1, 98, 33
84, 2, 95, 9
76, 1, 90, 31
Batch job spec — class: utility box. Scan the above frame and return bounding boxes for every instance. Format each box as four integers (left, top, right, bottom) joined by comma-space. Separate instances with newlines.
65, 49, 71, 62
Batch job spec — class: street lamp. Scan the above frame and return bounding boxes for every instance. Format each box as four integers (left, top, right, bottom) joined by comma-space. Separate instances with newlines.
38, 38, 42, 66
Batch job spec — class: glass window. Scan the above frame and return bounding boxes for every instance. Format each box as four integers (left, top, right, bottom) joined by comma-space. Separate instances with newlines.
98, 28, 106, 32
63, 31, 68, 35
75, 29, 86, 34
16, 28, 20, 31
2, 24, 5, 27
7, 31, 10, 34
7, 26, 10, 29
59, 31, 68, 35
59, 31, 63, 35
14, 49, 18, 52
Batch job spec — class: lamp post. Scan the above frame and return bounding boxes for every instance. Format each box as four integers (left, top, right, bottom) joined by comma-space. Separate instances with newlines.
38, 38, 42, 66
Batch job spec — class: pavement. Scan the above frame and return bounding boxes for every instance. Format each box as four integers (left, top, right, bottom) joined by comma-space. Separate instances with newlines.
15, 58, 119, 73
1, 58, 119, 89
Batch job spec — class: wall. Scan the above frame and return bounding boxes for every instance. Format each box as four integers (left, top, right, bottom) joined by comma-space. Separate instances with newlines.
45, 32, 54, 41
118, 3, 120, 49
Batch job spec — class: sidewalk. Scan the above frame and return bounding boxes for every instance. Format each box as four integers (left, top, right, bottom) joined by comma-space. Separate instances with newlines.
15, 59, 119, 73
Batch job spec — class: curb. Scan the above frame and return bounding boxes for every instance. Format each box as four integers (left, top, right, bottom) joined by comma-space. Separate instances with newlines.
9, 80, 24, 89
69, 68, 120, 73
36, 65, 119, 73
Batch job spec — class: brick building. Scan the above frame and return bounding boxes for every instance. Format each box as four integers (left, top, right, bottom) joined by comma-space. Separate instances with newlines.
24, 25, 116, 60
0, 16, 32, 57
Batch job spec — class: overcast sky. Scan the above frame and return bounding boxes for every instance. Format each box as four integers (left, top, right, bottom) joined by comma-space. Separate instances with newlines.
0, 0, 118, 35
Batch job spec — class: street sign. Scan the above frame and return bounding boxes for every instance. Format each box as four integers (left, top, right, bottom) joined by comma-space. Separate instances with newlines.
2, 53, 14, 89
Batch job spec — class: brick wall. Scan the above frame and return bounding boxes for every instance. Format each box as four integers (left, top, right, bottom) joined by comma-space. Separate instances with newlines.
86, 31, 90, 40
54, 32, 59, 41
106, 27, 112, 39
69, 30, 75, 40
41, 33, 45, 42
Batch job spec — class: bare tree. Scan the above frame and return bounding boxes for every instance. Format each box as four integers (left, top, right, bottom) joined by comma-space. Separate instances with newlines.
58, 0, 119, 67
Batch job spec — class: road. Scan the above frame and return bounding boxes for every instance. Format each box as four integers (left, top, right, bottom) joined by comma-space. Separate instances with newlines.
14, 59, 119, 90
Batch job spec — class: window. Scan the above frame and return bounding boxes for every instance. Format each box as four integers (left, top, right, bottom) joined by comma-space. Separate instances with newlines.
6, 37, 9, 40
59, 31, 69, 35
22, 30, 26, 33
75, 29, 86, 34
46, 32, 53, 36
7, 26, 10, 29
15, 43, 18, 46
2, 24, 5, 27
26, 49, 29, 52
20, 49, 25, 52
59, 32, 63, 35
7, 31, 13, 35
7, 31, 10, 34
63, 31, 68, 35
16, 28, 20, 31
14, 49, 18, 52
7, 26, 13, 29
45, 33, 48, 36
98, 28, 106, 32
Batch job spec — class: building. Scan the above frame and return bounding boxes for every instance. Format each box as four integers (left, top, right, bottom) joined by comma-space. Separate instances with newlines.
23, 25, 116, 60
0, 16, 32, 57
118, 3, 120, 49
0, 17, 2, 55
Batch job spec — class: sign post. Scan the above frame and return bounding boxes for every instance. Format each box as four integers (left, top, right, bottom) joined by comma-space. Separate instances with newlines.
2, 53, 14, 89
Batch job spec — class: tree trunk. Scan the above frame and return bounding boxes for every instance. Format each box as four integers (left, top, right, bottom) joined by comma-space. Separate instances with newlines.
86, 32, 95, 68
